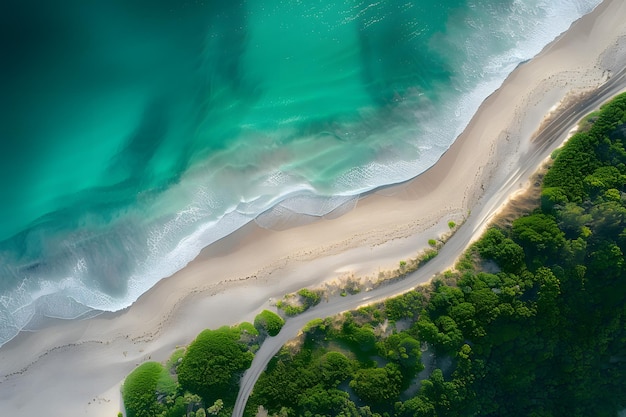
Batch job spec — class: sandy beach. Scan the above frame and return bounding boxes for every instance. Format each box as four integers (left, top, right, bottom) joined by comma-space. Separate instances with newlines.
2, 1, 626, 416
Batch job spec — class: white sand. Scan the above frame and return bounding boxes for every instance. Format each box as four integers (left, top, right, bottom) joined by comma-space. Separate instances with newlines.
2, 1, 626, 415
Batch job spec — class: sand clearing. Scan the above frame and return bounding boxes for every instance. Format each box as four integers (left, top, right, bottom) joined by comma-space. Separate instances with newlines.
1, 1, 626, 416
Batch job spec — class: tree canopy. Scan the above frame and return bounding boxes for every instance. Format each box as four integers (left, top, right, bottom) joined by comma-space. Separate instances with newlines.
243, 92, 626, 417
178, 326, 254, 403
254, 309, 285, 336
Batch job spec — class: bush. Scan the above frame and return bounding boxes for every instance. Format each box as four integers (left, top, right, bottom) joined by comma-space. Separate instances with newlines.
421, 249, 438, 263
297, 288, 321, 307
237, 321, 260, 337
122, 362, 175, 417
277, 300, 305, 316
166, 348, 185, 374
177, 327, 254, 403
303, 318, 325, 333
254, 310, 285, 336
349, 364, 402, 404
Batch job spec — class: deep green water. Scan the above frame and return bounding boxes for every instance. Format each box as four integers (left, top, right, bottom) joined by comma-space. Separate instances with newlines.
0, 0, 601, 345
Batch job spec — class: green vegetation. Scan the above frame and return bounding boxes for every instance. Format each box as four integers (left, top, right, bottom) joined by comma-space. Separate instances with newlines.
448, 220, 456, 229
122, 324, 258, 417
276, 288, 323, 316
275, 226, 452, 319
165, 348, 185, 374
243, 93, 626, 416
122, 362, 176, 417
178, 327, 254, 404
246, 304, 426, 416
122, 93, 626, 417
297, 288, 321, 306
421, 248, 438, 263
254, 310, 285, 336
578, 109, 601, 131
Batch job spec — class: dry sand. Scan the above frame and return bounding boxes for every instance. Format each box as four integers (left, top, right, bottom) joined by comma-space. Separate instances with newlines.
2, 1, 626, 415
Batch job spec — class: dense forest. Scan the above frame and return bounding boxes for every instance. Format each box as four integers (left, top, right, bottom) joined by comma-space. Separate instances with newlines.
244, 93, 626, 416
122, 92, 626, 417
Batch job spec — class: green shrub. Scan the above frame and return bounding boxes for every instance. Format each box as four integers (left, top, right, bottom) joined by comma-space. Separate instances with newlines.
349, 364, 402, 404
448, 221, 456, 229
428, 239, 437, 247
177, 327, 254, 403
297, 288, 321, 306
122, 362, 176, 417
254, 310, 286, 336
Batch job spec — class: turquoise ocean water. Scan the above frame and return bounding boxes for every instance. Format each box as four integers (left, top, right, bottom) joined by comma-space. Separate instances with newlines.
0, 0, 601, 346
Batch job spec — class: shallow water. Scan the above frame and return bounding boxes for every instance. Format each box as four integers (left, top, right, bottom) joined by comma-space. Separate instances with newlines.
0, 0, 601, 346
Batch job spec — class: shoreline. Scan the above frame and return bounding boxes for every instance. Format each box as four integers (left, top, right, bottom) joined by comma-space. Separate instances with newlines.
2, 1, 626, 415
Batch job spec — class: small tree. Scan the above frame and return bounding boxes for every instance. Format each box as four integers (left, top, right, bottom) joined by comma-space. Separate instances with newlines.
122, 362, 175, 417
207, 399, 223, 415
254, 310, 285, 336
178, 327, 254, 403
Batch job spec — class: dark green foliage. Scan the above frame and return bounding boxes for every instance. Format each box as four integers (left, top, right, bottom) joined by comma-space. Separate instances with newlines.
277, 288, 323, 316
583, 165, 625, 197
122, 362, 175, 417
511, 213, 564, 262
556, 202, 592, 238
543, 92, 626, 203
428, 285, 464, 318
247, 346, 359, 416
122, 320, 260, 417
385, 291, 425, 321
350, 364, 403, 404
319, 351, 354, 387
542, 131, 600, 202
476, 228, 525, 272
247, 309, 425, 416
340, 317, 377, 352
540, 186, 568, 213
396, 395, 436, 417
242, 93, 626, 417
177, 327, 254, 403
254, 309, 285, 336
298, 386, 351, 415
590, 201, 626, 237
378, 332, 422, 371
